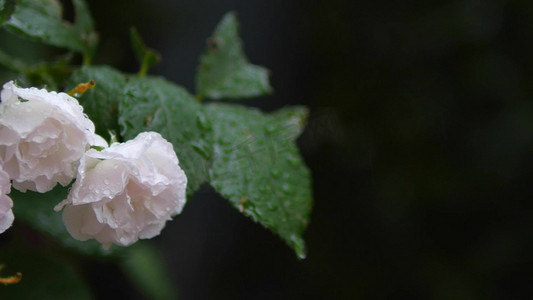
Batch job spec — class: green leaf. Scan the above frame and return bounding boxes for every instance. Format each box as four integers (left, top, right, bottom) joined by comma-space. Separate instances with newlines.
130, 27, 161, 76
119, 75, 213, 196
0, 245, 93, 299
206, 104, 312, 258
69, 66, 213, 195
196, 12, 272, 100
3, 0, 98, 61
121, 243, 176, 300
0, 0, 16, 25
10, 185, 121, 257
0, 50, 74, 90
68, 66, 127, 141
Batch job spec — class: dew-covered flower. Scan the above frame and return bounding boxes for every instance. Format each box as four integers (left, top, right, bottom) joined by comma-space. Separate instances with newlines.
0, 81, 104, 193
0, 167, 14, 234
55, 132, 187, 248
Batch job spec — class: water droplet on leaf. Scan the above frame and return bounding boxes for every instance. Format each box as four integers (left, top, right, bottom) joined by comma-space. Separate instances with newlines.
265, 124, 276, 134
287, 154, 300, 167
267, 202, 278, 210
191, 141, 212, 159
196, 112, 212, 131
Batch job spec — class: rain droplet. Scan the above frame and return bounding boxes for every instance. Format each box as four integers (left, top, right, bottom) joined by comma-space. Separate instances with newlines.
191, 141, 212, 159
266, 202, 278, 210
254, 208, 264, 217
270, 169, 280, 178
289, 235, 307, 260
104, 179, 110, 185
287, 154, 300, 167
219, 138, 231, 146
196, 112, 212, 131
265, 124, 276, 134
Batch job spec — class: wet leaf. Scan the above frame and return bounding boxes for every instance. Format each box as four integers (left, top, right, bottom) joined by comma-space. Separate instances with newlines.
196, 12, 272, 100
207, 104, 312, 258
3, 0, 98, 60
67, 66, 127, 141
119, 75, 213, 196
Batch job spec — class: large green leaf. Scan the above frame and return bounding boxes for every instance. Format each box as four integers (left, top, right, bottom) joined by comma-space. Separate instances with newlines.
196, 12, 272, 100
206, 104, 312, 258
10, 186, 119, 257
68, 66, 127, 140
3, 0, 98, 60
119, 76, 213, 196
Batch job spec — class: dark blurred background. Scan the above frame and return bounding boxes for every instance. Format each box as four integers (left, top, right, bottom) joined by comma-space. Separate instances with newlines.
59, 0, 533, 299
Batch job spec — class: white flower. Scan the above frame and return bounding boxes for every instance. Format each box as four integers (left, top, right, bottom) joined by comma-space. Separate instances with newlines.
55, 132, 187, 249
0, 81, 104, 193
0, 167, 14, 234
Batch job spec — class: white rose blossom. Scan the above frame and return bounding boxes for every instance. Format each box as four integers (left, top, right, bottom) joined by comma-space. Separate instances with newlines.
55, 132, 187, 249
0, 81, 106, 193
0, 166, 14, 234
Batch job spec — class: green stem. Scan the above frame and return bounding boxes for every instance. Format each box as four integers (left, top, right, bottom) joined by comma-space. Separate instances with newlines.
138, 55, 150, 77
82, 54, 91, 66
194, 93, 204, 102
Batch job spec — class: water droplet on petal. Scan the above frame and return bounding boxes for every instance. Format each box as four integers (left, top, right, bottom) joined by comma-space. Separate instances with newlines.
104, 179, 110, 185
